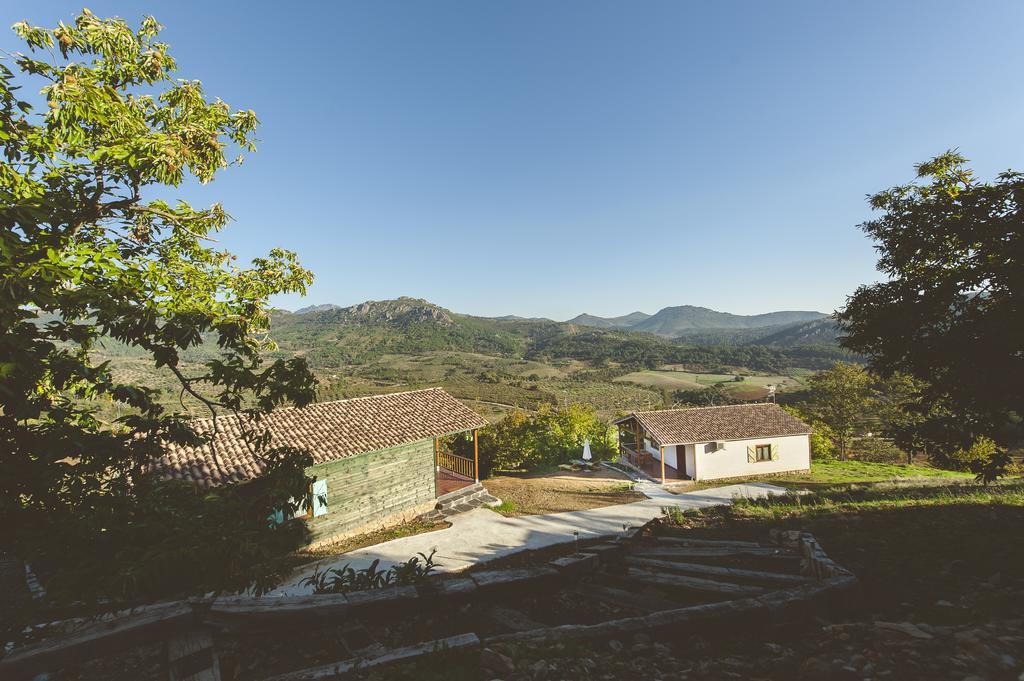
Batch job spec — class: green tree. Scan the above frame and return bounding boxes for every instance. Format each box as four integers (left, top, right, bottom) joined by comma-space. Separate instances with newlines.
838, 152, 1022, 445
782, 405, 836, 461
800, 362, 874, 460
478, 408, 535, 471
478, 404, 614, 472
1, 12, 317, 606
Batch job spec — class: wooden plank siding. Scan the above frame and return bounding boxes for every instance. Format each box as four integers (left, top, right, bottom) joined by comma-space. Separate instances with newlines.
304, 439, 435, 543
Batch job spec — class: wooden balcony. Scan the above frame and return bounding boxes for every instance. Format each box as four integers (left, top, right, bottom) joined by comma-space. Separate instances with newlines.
436, 451, 476, 496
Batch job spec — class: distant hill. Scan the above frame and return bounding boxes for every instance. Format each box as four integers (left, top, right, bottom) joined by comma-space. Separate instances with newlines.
262, 298, 849, 371
292, 303, 342, 314
570, 305, 826, 338
750, 317, 843, 346
566, 311, 651, 329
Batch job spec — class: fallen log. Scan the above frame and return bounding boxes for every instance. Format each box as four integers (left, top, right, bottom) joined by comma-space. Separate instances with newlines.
622, 568, 766, 597
625, 557, 811, 587
260, 633, 481, 681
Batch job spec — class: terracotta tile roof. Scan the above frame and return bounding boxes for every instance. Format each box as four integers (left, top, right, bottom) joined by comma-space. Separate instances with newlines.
155, 388, 487, 488
614, 403, 811, 445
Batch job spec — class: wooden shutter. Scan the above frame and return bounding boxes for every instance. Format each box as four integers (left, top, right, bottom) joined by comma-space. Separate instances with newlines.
747, 445, 756, 463
770, 444, 779, 461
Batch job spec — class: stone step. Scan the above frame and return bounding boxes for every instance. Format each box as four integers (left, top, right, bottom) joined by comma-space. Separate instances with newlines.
436, 482, 484, 506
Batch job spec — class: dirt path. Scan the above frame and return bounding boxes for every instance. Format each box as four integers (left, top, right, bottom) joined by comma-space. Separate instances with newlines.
484, 472, 646, 516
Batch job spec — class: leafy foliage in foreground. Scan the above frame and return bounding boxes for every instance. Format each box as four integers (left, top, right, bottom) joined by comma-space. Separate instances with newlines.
300, 550, 439, 594
0, 11, 316, 604
839, 152, 1022, 462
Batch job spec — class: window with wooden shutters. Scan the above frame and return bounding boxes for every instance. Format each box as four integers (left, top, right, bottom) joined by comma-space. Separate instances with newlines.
755, 444, 772, 462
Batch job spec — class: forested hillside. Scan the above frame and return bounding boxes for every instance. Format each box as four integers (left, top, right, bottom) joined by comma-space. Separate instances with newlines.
76, 297, 854, 422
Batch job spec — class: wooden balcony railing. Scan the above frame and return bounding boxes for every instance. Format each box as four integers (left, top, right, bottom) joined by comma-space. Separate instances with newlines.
437, 451, 475, 480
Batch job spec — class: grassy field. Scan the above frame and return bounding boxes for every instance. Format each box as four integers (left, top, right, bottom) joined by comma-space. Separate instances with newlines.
615, 369, 805, 399
703, 460, 975, 491
661, 481, 1024, 622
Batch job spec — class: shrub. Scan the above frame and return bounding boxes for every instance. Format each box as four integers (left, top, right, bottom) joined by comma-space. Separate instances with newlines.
300, 549, 438, 594
478, 403, 616, 472
950, 436, 1009, 485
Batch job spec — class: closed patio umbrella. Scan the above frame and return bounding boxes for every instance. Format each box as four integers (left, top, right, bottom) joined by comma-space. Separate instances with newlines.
582, 439, 592, 461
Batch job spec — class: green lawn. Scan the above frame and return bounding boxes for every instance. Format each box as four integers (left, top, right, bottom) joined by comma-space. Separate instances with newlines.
659, 481, 1024, 624
768, 460, 972, 488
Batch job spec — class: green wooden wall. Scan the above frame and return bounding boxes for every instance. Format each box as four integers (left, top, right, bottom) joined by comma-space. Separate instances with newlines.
303, 438, 435, 543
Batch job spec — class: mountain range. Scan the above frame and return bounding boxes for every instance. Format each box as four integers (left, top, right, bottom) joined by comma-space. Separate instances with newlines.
567, 305, 827, 338
277, 298, 842, 358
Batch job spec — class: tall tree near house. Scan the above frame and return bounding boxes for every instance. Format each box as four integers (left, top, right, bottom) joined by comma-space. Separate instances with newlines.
838, 152, 1023, 450
0, 12, 317, 607
800, 362, 874, 460
873, 373, 930, 465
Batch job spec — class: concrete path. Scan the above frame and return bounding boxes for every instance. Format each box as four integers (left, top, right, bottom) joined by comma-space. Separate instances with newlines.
277, 481, 787, 595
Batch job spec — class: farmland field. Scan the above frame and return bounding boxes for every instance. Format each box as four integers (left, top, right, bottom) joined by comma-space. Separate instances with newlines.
614, 369, 805, 397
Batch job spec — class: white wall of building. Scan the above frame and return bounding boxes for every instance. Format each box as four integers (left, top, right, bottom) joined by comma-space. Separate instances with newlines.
646, 440, 679, 470
692, 433, 810, 481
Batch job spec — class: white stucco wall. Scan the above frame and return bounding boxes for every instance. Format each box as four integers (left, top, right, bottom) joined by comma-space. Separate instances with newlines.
692, 433, 810, 481
650, 444, 678, 469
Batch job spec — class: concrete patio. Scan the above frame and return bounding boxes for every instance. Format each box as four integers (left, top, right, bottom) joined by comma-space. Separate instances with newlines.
277, 482, 787, 595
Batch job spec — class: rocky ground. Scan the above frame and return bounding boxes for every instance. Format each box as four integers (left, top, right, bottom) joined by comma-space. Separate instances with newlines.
483, 470, 645, 516
481, 612, 1024, 681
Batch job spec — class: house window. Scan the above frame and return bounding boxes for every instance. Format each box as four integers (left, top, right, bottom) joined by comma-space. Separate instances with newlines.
755, 444, 772, 462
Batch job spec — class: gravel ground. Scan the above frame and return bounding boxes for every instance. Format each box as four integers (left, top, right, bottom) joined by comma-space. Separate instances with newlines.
483, 471, 645, 516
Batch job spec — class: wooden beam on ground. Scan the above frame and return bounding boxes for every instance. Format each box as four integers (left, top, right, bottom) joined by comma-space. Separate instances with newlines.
622, 567, 766, 597
634, 546, 795, 559
167, 628, 220, 681
484, 606, 547, 633
205, 594, 350, 632
469, 567, 561, 594
261, 633, 481, 681
654, 535, 770, 549
625, 557, 811, 587
579, 582, 680, 615
487, 576, 858, 646
0, 601, 195, 679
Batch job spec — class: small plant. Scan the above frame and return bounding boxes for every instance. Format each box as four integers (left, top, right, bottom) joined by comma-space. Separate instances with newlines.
489, 500, 519, 515
661, 505, 686, 525
300, 549, 439, 594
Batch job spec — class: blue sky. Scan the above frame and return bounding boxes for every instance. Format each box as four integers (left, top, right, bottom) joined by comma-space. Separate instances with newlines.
7, 2, 1024, 319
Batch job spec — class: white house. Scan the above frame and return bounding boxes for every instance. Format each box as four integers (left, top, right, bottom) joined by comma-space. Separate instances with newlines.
613, 403, 812, 483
